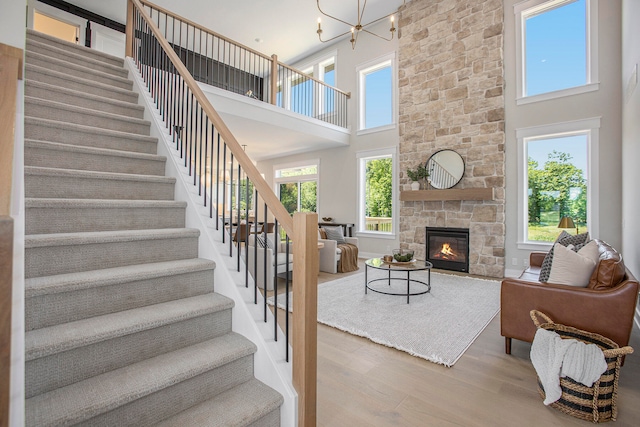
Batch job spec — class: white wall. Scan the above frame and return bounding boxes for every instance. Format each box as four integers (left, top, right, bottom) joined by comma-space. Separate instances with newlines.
503, 0, 623, 271
256, 21, 401, 258
621, 0, 640, 279
27, 0, 125, 57
1, 0, 26, 425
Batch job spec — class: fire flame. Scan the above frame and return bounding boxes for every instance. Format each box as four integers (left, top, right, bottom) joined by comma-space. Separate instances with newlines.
432, 242, 460, 260
440, 243, 455, 257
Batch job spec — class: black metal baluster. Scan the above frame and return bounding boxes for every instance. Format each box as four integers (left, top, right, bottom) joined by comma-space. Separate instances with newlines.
214, 132, 221, 224
285, 230, 290, 362
221, 144, 227, 241
263, 202, 268, 322
229, 153, 234, 256
198, 104, 204, 191
236, 161, 241, 271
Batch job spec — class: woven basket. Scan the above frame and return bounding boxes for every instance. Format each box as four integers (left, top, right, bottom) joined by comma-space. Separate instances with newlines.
530, 310, 634, 423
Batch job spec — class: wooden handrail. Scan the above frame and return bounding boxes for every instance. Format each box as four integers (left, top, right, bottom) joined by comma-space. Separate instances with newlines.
137, 0, 350, 99
277, 61, 351, 98
138, 0, 273, 62
128, 5, 319, 424
129, 0, 294, 236
0, 41, 22, 427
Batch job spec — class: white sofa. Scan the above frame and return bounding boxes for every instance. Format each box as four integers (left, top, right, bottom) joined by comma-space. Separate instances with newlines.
244, 233, 293, 291
318, 235, 359, 274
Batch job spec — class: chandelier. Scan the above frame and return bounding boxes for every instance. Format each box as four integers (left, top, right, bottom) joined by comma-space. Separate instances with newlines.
316, 0, 406, 49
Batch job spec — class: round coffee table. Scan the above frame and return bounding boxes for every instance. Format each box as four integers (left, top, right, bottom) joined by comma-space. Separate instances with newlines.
364, 258, 432, 303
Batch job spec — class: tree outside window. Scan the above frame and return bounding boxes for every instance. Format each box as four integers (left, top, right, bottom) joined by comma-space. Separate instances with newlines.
358, 151, 395, 234
526, 135, 588, 241
275, 163, 318, 216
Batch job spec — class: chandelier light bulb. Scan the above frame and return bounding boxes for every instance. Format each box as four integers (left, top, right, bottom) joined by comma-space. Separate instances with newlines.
315, 0, 405, 49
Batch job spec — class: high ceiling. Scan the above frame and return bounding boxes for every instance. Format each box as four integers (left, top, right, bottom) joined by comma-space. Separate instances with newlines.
66, 0, 407, 63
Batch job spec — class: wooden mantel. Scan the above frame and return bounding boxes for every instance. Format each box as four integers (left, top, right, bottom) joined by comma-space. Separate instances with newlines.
400, 188, 494, 202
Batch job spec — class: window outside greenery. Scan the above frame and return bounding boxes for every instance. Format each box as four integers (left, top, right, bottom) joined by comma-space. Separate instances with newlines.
279, 182, 317, 216
275, 163, 318, 216
527, 135, 588, 241
363, 156, 393, 233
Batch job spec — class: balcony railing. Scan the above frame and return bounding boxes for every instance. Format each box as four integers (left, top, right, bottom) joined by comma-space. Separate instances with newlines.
127, 1, 318, 424
135, 0, 349, 128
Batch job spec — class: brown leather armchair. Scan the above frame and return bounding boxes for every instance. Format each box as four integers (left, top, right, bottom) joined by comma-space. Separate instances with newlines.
501, 240, 639, 354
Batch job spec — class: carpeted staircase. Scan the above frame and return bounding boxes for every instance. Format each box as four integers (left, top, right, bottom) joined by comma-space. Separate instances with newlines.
23, 29, 283, 426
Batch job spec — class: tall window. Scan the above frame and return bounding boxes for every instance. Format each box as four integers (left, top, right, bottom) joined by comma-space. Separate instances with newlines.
517, 118, 599, 247
274, 162, 319, 215
276, 55, 336, 119
290, 70, 314, 117
357, 149, 396, 235
321, 61, 335, 116
357, 53, 395, 132
515, 0, 598, 103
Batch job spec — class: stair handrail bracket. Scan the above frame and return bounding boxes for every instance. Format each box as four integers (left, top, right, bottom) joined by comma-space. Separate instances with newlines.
126, 1, 318, 426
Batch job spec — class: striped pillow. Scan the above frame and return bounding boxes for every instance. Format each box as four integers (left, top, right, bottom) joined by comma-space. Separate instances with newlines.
256, 235, 275, 250
324, 226, 345, 244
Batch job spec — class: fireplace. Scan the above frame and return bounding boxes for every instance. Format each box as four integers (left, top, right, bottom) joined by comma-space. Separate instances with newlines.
425, 227, 469, 273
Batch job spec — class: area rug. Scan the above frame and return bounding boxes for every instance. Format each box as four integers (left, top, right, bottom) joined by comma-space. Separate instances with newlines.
268, 270, 501, 367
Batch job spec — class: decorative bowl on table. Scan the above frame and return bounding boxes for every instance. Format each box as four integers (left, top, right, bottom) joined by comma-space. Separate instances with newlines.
392, 249, 415, 263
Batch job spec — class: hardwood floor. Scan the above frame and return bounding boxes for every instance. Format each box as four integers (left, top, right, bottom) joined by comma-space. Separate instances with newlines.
278, 261, 640, 426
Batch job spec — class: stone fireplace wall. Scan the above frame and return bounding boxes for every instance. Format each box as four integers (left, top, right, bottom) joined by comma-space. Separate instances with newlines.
398, 0, 505, 277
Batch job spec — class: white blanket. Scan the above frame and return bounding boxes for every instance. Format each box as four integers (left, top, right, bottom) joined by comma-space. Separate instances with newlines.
530, 328, 607, 405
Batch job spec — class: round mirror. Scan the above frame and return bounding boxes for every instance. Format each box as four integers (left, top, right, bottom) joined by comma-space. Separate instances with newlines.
426, 149, 465, 189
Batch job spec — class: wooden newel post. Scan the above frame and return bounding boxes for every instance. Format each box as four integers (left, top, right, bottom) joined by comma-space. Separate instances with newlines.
125, 0, 134, 58
292, 212, 318, 427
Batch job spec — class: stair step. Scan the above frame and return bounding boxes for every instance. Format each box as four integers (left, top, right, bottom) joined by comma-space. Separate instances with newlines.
25, 64, 138, 103
25, 228, 199, 278
24, 117, 158, 155
26, 294, 234, 398
157, 379, 283, 427
25, 334, 256, 427
25, 80, 144, 119
24, 140, 166, 177
25, 198, 185, 235
26, 50, 133, 90
25, 97, 150, 135
25, 166, 175, 201
25, 258, 216, 330
26, 29, 125, 69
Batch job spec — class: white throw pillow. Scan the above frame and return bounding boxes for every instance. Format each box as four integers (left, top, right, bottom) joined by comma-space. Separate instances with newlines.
547, 243, 597, 287
577, 239, 600, 264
